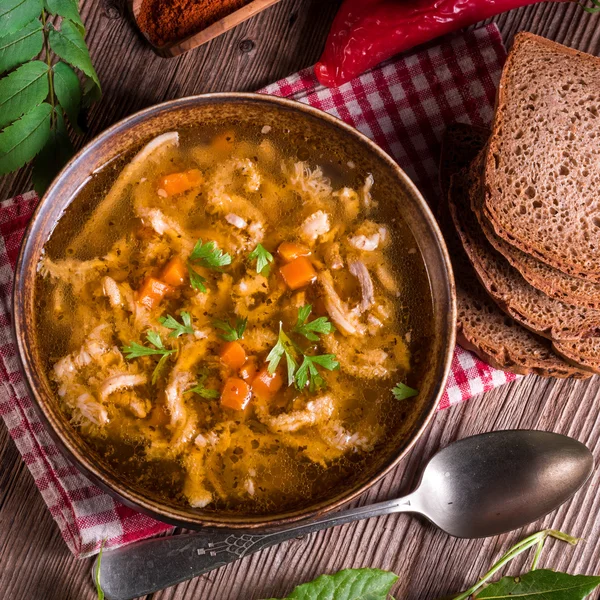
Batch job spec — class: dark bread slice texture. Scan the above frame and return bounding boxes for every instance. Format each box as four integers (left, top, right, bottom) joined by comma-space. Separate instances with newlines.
438, 125, 591, 378
553, 337, 600, 372
483, 32, 600, 281
449, 156, 600, 340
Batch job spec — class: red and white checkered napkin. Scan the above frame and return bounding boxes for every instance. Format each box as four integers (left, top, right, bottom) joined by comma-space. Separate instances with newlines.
0, 23, 516, 558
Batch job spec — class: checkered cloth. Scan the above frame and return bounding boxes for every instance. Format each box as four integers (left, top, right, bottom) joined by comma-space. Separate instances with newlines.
0, 24, 515, 558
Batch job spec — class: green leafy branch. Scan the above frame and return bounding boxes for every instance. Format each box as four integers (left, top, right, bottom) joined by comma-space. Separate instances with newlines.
0, 0, 101, 193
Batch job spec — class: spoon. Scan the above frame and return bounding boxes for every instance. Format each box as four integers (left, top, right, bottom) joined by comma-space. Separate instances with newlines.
95, 429, 593, 600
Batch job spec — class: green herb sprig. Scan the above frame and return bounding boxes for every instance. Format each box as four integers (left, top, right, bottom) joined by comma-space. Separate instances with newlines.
293, 304, 335, 341
188, 371, 219, 399
0, 0, 101, 192
159, 311, 194, 338
187, 239, 232, 292
122, 331, 176, 385
295, 353, 339, 392
213, 316, 247, 342
248, 243, 273, 275
391, 381, 418, 401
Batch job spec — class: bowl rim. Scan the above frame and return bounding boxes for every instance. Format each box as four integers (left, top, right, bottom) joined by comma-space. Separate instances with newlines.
12, 91, 456, 530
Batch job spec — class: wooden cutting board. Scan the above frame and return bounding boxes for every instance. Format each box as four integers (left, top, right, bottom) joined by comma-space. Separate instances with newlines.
128, 0, 283, 57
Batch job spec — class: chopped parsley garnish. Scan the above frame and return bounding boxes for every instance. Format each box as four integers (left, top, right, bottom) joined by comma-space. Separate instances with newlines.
295, 353, 340, 392
293, 304, 335, 341
159, 312, 194, 338
187, 239, 232, 292
122, 331, 176, 385
188, 370, 220, 399
248, 243, 274, 275
266, 324, 299, 385
213, 317, 248, 342
392, 382, 419, 400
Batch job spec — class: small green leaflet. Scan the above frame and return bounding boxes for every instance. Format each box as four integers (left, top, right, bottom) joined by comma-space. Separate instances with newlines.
31, 109, 73, 194
52, 61, 81, 131
0, 101, 51, 174
0, 20, 44, 75
159, 312, 194, 338
189, 239, 232, 270
122, 331, 176, 385
187, 264, 207, 292
45, 0, 85, 33
295, 353, 339, 392
94, 540, 105, 600
188, 370, 219, 399
475, 570, 600, 599
263, 568, 398, 600
248, 243, 273, 274
0, 60, 48, 129
392, 382, 418, 401
293, 304, 335, 341
1, 0, 43, 37
266, 324, 298, 385
213, 317, 247, 342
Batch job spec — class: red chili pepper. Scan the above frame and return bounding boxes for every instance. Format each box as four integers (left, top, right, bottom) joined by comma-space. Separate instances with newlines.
315, 0, 573, 87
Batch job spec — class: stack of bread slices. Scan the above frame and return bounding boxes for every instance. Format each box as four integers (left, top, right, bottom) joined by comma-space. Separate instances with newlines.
441, 32, 600, 378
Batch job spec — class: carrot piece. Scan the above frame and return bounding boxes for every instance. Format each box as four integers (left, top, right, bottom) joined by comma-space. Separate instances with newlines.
137, 277, 174, 310
158, 169, 203, 197
279, 256, 318, 290
239, 358, 258, 381
251, 366, 283, 400
161, 256, 187, 287
221, 377, 252, 410
220, 341, 247, 370
277, 241, 311, 262
211, 130, 236, 153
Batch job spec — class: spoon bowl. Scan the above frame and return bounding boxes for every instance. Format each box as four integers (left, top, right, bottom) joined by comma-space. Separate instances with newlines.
95, 430, 594, 600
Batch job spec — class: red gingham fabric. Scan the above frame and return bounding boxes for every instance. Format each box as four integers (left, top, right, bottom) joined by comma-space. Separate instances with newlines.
0, 24, 515, 558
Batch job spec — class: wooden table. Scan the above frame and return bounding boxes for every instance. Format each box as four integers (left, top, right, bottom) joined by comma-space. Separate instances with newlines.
2, 1, 600, 598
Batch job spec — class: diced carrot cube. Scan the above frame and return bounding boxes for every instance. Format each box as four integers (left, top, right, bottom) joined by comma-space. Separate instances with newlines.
137, 277, 174, 310
158, 169, 203, 197
239, 358, 258, 381
221, 377, 252, 410
160, 256, 187, 287
278, 241, 311, 262
279, 256, 317, 290
219, 341, 247, 370
252, 366, 283, 400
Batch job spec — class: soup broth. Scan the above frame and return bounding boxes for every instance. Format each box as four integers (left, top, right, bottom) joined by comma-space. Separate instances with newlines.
35, 124, 432, 514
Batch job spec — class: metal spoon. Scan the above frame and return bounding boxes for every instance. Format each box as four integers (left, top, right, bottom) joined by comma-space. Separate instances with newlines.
95, 430, 593, 600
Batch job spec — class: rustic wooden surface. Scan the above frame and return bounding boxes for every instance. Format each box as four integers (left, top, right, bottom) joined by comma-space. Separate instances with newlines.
2, 1, 600, 598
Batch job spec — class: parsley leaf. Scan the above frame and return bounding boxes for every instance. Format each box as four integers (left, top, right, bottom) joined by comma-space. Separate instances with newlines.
248, 243, 274, 274
187, 369, 219, 399
392, 382, 418, 400
159, 312, 194, 338
266, 324, 298, 385
295, 354, 340, 391
189, 239, 232, 270
122, 331, 176, 385
293, 304, 335, 341
213, 317, 247, 342
187, 264, 207, 292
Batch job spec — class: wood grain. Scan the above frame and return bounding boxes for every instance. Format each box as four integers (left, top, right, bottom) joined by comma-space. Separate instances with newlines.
2, 1, 600, 598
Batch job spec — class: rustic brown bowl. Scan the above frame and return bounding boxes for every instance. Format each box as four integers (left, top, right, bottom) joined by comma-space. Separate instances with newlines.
13, 93, 456, 530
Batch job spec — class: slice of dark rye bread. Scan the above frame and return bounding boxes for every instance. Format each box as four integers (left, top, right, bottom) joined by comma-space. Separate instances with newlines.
439, 125, 590, 377
483, 32, 600, 281
450, 155, 600, 341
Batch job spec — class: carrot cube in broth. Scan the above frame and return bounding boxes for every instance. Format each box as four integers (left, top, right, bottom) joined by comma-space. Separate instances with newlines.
220, 341, 247, 370
221, 377, 252, 410
158, 169, 203, 197
137, 277, 174, 310
161, 256, 187, 287
279, 256, 317, 290
239, 358, 258, 381
277, 242, 311, 263
252, 366, 283, 400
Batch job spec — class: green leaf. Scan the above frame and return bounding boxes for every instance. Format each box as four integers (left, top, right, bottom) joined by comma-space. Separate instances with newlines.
81, 74, 100, 107
151, 352, 171, 385
44, 0, 84, 33
213, 317, 247, 342
48, 19, 100, 94
187, 263, 207, 292
189, 239, 232, 270
0, 0, 43, 37
146, 330, 164, 349
189, 384, 219, 399
52, 61, 81, 131
0, 19, 44, 75
248, 243, 273, 274
267, 325, 297, 385
0, 100, 51, 174
32, 109, 73, 194
265, 568, 398, 600
295, 353, 339, 392
293, 304, 335, 341
0, 60, 48, 129
94, 541, 105, 600
159, 312, 194, 338
391, 382, 418, 401
476, 570, 600, 600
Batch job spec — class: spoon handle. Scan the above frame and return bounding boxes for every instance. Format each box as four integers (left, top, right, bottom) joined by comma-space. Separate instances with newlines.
96, 495, 414, 600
